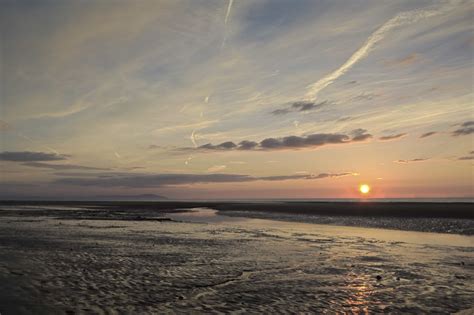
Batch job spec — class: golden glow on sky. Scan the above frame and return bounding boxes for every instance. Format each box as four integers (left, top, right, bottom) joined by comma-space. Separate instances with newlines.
359, 184, 371, 195
0, 1, 473, 199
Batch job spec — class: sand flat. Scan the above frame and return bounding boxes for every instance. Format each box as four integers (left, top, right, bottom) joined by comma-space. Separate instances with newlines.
0, 206, 473, 314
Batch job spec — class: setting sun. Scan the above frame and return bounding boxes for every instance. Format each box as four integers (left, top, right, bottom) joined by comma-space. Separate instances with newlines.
359, 184, 371, 194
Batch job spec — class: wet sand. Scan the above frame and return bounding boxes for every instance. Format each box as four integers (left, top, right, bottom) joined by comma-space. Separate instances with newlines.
1, 200, 472, 234
2, 200, 473, 219
0, 204, 473, 314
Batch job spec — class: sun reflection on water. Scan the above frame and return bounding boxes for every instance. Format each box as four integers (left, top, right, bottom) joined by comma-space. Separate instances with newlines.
343, 274, 377, 314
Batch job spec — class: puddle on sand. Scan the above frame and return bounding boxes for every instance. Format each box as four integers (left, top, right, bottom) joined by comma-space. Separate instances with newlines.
167, 208, 248, 224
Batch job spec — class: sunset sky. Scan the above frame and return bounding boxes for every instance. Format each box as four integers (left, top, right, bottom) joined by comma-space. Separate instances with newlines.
1, 0, 473, 199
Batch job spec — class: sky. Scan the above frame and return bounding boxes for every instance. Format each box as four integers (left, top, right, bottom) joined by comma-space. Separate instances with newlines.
0, 0, 473, 200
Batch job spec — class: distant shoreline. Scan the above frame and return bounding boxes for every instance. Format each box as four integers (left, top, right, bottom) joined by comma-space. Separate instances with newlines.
1, 200, 473, 219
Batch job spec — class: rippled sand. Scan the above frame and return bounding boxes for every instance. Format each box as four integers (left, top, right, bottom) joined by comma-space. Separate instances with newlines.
0, 207, 473, 314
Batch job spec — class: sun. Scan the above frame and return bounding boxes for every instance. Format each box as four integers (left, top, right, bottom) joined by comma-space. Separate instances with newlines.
359, 184, 371, 194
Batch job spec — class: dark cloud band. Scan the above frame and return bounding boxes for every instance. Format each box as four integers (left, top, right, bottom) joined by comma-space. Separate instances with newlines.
0, 151, 68, 161
22, 162, 108, 171
452, 121, 474, 136
54, 172, 355, 188
395, 158, 428, 164
379, 133, 406, 141
191, 130, 372, 152
420, 131, 437, 138
270, 101, 327, 115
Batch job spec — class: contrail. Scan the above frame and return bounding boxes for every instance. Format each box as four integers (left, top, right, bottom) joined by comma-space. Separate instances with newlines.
224, 0, 234, 25
18, 132, 59, 155
7, 122, 59, 154
190, 130, 198, 148
304, 5, 452, 101
184, 155, 193, 165
221, 0, 234, 48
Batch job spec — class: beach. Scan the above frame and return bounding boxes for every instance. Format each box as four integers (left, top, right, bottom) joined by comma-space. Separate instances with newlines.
0, 202, 473, 314
3, 0, 473, 313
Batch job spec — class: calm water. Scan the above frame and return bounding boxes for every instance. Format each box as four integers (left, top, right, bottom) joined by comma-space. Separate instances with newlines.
168, 208, 474, 247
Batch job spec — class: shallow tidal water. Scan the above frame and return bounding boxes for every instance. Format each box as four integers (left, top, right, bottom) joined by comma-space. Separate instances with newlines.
0, 206, 473, 314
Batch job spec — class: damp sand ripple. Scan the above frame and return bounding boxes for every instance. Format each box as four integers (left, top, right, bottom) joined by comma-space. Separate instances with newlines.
0, 207, 473, 314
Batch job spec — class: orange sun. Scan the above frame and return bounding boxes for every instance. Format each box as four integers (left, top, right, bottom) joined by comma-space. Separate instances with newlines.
359, 184, 371, 195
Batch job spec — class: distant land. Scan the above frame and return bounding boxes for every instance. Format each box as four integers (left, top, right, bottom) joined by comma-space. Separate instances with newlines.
0, 194, 168, 201
0, 200, 472, 219
92, 194, 168, 201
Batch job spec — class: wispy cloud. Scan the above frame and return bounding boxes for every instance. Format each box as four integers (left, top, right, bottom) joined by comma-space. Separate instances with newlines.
420, 131, 437, 138
224, 0, 234, 25
0, 151, 69, 162
304, 5, 450, 101
151, 120, 219, 135
351, 129, 373, 142
54, 171, 357, 188
457, 150, 474, 160
207, 165, 227, 172
190, 130, 198, 148
452, 121, 474, 136
379, 133, 407, 141
184, 155, 193, 165
17, 133, 59, 155
351, 92, 378, 102
395, 158, 429, 164
185, 130, 372, 152
22, 162, 109, 171
221, 0, 234, 48
384, 53, 420, 67
337, 116, 355, 122
270, 101, 327, 115
270, 108, 292, 115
